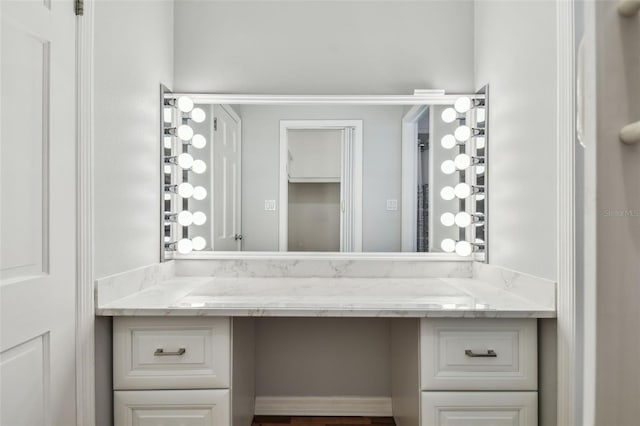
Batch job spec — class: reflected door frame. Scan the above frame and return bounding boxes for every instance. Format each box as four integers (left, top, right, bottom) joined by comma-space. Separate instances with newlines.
279, 120, 363, 252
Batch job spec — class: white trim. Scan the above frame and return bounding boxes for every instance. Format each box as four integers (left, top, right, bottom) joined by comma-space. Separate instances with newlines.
173, 93, 464, 106
278, 120, 363, 252
401, 105, 428, 252
254, 396, 392, 417
75, 1, 96, 425
171, 251, 469, 262
557, 1, 577, 425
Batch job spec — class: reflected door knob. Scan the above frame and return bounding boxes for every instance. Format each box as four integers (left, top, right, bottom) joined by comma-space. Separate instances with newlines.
234, 234, 243, 241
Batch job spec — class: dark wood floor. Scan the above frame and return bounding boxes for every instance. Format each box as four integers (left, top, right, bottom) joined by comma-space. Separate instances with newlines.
251, 416, 396, 426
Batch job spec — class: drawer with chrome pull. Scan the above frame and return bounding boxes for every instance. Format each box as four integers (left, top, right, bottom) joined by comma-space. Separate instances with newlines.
113, 317, 230, 390
420, 318, 537, 391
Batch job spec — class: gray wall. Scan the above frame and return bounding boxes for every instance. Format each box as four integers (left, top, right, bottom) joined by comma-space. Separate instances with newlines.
94, 0, 174, 279
173, 0, 475, 94
288, 183, 341, 252
238, 105, 405, 252
255, 318, 391, 397
474, 0, 558, 281
593, 1, 640, 423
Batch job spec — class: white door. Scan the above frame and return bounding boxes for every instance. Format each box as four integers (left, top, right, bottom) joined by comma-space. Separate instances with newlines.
212, 105, 241, 251
0, 0, 77, 425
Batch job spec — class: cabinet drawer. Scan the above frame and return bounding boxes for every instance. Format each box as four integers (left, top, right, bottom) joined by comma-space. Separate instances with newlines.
114, 317, 230, 390
114, 390, 230, 426
421, 391, 537, 426
420, 318, 537, 390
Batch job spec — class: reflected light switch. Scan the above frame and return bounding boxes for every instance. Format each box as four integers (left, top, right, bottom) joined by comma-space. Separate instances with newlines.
265, 200, 276, 211
386, 199, 398, 211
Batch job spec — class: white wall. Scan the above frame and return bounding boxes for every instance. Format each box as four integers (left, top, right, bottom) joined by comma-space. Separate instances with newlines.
173, 0, 475, 94
94, 0, 174, 278
238, 105, 405, 252
288, 183, 341, 252
474, 1, 558, 281
591, 2, 640, 423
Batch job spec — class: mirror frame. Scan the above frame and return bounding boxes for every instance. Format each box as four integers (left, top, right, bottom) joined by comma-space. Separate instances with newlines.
164, 90, 486, 261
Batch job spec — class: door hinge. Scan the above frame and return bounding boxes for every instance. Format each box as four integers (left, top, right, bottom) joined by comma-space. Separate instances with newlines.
75, 0, 84, 16
213, 117, 218, 131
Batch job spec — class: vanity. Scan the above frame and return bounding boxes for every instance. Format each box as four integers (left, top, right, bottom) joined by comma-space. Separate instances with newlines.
96, 257, 555, 426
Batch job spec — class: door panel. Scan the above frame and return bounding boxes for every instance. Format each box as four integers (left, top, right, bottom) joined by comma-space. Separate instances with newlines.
0, 0, 77, 424
0, 335, 49, 426
0, 5, 50, 281
212, 105, 241, 251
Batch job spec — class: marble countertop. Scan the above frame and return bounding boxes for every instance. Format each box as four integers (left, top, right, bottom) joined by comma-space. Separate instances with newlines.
95, 275, 556, 318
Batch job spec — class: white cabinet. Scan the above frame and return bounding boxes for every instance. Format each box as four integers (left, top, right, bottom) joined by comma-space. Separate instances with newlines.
420, 318, 537, 391
113, 317, 254, 426
114, 389, 230, 426
288, 129, 342, 182
421, 392, 538, 426
113, 317, 230, 390
391, 318, 539, 426
419, 319, 538, 426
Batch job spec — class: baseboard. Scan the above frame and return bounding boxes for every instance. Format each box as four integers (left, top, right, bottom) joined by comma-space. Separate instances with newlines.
254, 396, 393, 417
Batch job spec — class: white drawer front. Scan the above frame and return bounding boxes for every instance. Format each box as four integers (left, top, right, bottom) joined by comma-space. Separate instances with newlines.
421, 392, 537, 426
114, 390, 230, 426
114, 317, 230, 390
421, 319, 537, 390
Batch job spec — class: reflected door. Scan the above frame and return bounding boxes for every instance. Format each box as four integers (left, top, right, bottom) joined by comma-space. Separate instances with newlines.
212, 105, 242, 251
0, 0, 77, 424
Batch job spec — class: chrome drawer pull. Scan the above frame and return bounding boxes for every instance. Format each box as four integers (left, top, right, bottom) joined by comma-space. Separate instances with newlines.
465, 349, 497, 358
154, 348, 186, 356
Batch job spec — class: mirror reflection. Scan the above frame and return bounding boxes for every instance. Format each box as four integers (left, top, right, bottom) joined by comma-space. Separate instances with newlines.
163, 95, 486, 256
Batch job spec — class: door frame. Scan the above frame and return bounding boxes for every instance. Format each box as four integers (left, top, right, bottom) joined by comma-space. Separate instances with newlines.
76, 1, 96, 425
279, 120, 363, 252
400, 105, 430, 252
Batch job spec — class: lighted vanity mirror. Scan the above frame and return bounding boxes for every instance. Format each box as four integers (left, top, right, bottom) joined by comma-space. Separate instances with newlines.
162, 91, 487, 259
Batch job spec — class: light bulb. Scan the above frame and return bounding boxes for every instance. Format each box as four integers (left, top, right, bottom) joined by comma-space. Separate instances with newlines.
177, 96, 194, 113
441, 134, 457, 150
476, 108, 486, 123
476, 137, 486, 149
454, 154, 472, 170
455, 241, 473, 256
190, 107, 206, 123
177, 182, 194, 198
192, 236, 207, 251
475, 238, 485, 245
454, 183, 472, 199
191, 134, 207, 149
455, 212, 472, 227
176, 238, 193, 254
441, 108, 457, 124
191, 160, 207, 174
177, 210, 193, 226
440, 212, 455, 227
163, 137, 172, 149
440, 186, 456, 201
164, 193, 171, 201
177, 153, 194, 169
454, 97, 472, 113
441, 238, 456, 253
163, 165, 171, 174
163, 107, 173, 123
193, 186, 207, 200
454, 125, 471, 142
193, 211, 207, 226
177, 125, 194, 141
476, 194, 486, 201
476, 165, 486, 175
441, 160, 456, 175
